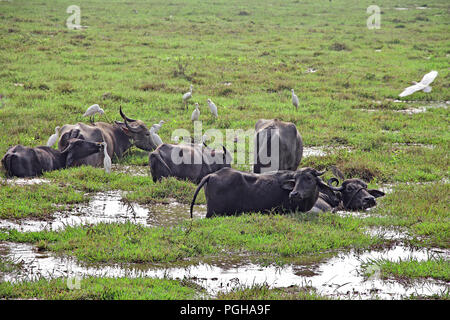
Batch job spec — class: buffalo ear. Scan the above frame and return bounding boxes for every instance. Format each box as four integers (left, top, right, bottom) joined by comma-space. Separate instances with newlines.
281, 179, 295, 191
66, 153, 75, 167
115, 121, 131, 135
368, 189, 385, 198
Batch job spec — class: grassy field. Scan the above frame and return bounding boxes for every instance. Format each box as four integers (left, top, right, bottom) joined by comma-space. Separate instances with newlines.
0, 0, 448, 300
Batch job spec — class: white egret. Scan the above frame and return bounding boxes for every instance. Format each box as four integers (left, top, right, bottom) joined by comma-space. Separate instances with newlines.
207, 99, 218, 118
101, 142, 111, 174
191, 103, 200, 122
150, 127, 163, 146
46, 126, 60, 147
399, 70, 438, 97
152, 120, 165, 133
83, 104, 105, 123
182, 84, 193, 109
291, 89, 299, 110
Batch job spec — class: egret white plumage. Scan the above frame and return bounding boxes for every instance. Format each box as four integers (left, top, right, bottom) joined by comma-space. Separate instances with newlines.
152, 120, 165, 133
150, 127, 163, 146
207, 99, 218, 118
83, 104, 105, 123
101, 142, 111, 174
399, 70, 438, 97
46, 126, 60, 147
291, 89, 299, 110
182, 84, 193, 109
191, 103, 200, 122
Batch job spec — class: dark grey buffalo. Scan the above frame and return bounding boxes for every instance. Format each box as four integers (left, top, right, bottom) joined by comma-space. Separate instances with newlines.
1, 139, 104, 178
58, 107, 157, 167
190, 167, 333, 218
254, 119, 303, 173
150, 143, 232, 184
312, 178, 385, 212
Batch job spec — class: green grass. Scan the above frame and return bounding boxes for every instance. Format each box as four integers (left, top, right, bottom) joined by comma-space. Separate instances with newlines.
365, 258, 450, 282
0, 213, 381, 264
0, 0, 448, 299
0, 277, 202, 300
364, 183, 450, 248
216, 284, 329, 300
0, 181, 86, 219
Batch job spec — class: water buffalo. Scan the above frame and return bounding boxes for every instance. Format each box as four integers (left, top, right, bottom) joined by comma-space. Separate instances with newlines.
190, 167, 333, 218
311, 178, 385, 212
1, 139, 104, 178
150, 143, 232, 184
253, 119, 303, 173
58, 107, 157, 167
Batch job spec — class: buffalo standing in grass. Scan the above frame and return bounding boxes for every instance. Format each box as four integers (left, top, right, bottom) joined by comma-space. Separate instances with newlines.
190, 167, 334, 218
58, 107, 157, 167
1, 138, 104, 178
253, 119, 303, 173
150, 143, 232, 184
311, 178, 385, 212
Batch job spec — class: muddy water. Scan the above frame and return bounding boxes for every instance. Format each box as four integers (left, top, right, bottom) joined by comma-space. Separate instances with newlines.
303, 146, 352, 158
0, 191, 206, 232
358, 101, 449, 114
1, 242, 448, 299
4, 177, 50, 186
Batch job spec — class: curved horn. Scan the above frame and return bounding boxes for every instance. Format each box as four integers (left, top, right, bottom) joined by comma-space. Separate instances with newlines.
327, 178, 344, 191
312, 169, 326, 176
327, 177, 340, 187
119, 106, 136, 122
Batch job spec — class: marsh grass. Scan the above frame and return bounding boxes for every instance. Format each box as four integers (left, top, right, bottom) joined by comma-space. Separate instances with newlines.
364, 257, 450, 282
0, 276, 202, 300
0, 0, 448, 298
364, 183, 450, 247
0, 213, 381, 264
216, 283, 329, 300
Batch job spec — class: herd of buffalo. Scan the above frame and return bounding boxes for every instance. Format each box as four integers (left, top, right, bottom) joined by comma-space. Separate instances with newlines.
1, 107, 385, 217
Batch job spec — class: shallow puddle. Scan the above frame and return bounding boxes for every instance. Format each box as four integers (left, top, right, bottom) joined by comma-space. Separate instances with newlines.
4, 177, 50, 186
110, 164, 149, 176
0, 191, 206, 232
0, 242, 447, 299
303, 146, 352, 158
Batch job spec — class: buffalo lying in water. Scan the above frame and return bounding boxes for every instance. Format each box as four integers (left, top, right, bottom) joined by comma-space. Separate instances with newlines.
190, 167, 333, 218
58, 107, 157, 167
150, 143, 232, 184
1, 138, 104, 178
254, 119, 303, 173
312, 178, 385, 212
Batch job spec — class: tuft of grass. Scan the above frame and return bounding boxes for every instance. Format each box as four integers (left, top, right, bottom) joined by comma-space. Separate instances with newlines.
216, 284, 330, 300
365, 258, 450, 282
0, 277, 202, 300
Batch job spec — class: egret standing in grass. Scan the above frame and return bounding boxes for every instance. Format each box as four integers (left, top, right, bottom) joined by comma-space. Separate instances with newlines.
291, 89, 299, 110
46, 126, 60, 147
83, 104, 105, 123
150, 126, 163, 146
191, 103, 200, 122
182, 84, 193, 109
152, 120, 165, 133
101, 142, 111, 174
399, 70, 438, 97
207, 99, 218, 118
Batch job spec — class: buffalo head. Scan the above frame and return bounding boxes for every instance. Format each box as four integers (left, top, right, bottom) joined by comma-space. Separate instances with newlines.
327, 178, 385, 210
279, 167, 327, 212
63, 138, 104, 167
116, 106, 157, 151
